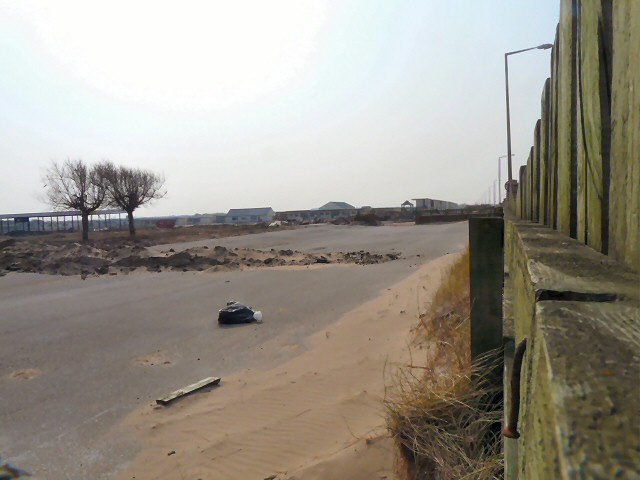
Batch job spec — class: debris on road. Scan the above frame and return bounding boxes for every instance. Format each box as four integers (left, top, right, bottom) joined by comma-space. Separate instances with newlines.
268, 220, 287, 227
0, 457, 30, 479
218, 301, 263, 325
0, 236, 402, 276
156, 376, 221, 406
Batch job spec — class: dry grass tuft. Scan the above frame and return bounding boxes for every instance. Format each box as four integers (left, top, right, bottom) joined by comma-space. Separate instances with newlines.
386, 247, 503, 479
413, 247, 470, 374
386, 351, 503, 480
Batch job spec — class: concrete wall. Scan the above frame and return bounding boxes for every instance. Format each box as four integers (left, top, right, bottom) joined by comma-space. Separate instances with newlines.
503, 216, 639, 479
505, 1, 640, 477
413, 198, 458, 210
276, 209, 358, 222
416, 211, 500, 225
223, 213, 275, 224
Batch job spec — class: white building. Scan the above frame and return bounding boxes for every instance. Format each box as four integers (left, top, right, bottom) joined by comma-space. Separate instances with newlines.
224, 207, 275, 224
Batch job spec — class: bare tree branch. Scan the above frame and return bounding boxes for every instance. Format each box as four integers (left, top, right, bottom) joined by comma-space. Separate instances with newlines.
101, 161, 166, 235
44, 159, 107, 241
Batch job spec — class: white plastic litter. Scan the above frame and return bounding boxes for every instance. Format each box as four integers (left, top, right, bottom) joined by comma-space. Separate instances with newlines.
253, 310, 263, 322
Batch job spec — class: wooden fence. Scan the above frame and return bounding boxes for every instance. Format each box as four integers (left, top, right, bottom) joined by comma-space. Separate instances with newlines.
513, 0, 639, 272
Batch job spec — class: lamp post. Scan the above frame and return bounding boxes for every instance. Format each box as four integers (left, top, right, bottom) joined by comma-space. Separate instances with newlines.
498, 154, 515, 204
504, 43, 553, 198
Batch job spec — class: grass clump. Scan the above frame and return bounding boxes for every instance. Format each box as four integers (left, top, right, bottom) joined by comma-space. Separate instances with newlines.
414, 247, 470, 373
386, 247, 503, 479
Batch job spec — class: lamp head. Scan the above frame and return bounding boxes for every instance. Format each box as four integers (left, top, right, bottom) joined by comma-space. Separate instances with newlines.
537, 43, 554, 50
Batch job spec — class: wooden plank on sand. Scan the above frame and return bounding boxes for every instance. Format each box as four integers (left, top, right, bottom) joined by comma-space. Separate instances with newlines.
156, 376, 221, 405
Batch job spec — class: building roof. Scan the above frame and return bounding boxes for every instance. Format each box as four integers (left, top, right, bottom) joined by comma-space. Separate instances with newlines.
412, 197, 458, 204
226, 207, 274, 216
402, 200, 414, 206
318, 201, 355, 210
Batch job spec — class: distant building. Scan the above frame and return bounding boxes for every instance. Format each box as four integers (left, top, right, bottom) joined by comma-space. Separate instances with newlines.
224, 207, 275, 224
413, 198, 458, 211
316, 201, 358, 220
278, 201, 358, 222
319, 201, 355, 210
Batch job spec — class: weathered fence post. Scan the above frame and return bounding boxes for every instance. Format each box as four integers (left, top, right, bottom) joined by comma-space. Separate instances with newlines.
470, 217, 505, 460
549, 26, 560, 229
533, 120, 541, 223
557, 0, 579, 239
540, 78, 551, 227
609, 0, 638, 270
469, 217, 504, 359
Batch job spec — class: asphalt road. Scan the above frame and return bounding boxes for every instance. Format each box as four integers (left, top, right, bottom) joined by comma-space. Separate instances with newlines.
0, 222, 468, 479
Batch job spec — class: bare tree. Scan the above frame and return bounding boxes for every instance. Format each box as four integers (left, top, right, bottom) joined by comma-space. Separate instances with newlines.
44, 159, 107, 242
102, 162, 166, 236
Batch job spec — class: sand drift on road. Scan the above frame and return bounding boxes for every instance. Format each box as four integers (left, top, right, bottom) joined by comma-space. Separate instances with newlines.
0, 237, 401, 276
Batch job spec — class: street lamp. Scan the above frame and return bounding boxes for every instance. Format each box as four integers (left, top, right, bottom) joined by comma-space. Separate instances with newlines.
504, 43, 553, 198
498, 154, 515, 204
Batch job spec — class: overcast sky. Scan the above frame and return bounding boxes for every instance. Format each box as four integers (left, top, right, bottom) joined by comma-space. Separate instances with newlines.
1, 0, 559, 216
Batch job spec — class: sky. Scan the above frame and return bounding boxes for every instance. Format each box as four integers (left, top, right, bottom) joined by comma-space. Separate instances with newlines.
0, 0, 560, 216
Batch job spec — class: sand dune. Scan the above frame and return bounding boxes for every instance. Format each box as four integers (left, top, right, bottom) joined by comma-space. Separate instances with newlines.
117, 253, 458, 480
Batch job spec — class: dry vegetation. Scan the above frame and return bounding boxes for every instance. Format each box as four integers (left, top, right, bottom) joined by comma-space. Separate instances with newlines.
386, 248, 504, 480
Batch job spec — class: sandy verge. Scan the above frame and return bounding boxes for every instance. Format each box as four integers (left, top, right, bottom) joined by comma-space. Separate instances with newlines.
116, 253, 459, 480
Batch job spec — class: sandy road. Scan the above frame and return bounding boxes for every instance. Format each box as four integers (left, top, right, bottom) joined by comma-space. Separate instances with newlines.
149, 222, 459, 257
0, 222, 467, 479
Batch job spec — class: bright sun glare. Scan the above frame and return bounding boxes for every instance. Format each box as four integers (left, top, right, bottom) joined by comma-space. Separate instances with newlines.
15, 1, 328, 110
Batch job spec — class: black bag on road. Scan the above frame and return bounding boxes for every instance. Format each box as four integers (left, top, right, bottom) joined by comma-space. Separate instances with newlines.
218, 301, 261, 325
